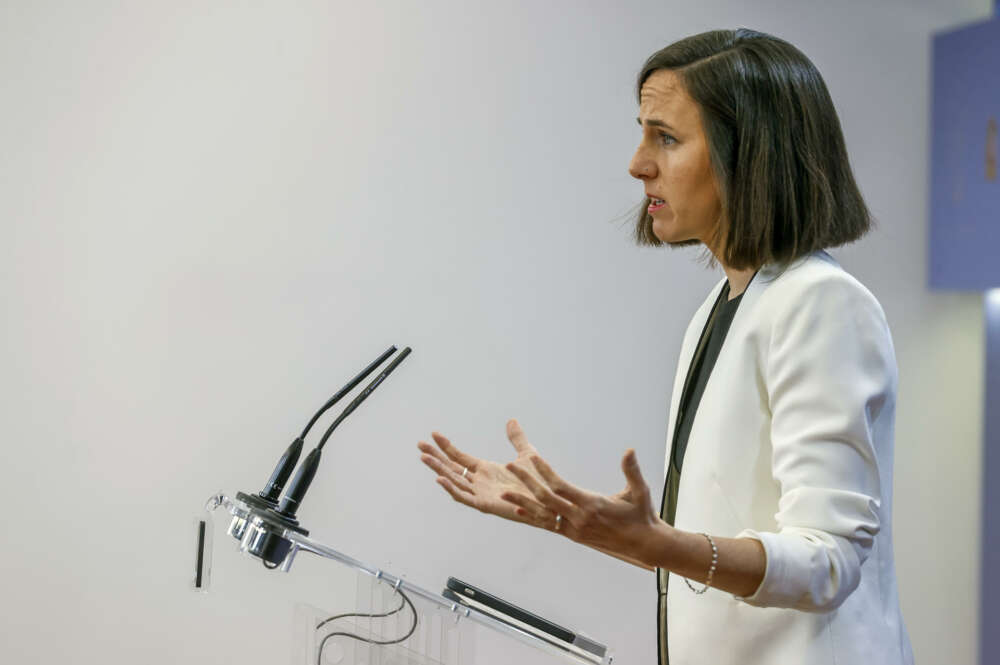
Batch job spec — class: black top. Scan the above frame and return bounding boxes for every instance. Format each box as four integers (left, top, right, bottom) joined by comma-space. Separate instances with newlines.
656, 274, 755, 665
671, 284, 745, 474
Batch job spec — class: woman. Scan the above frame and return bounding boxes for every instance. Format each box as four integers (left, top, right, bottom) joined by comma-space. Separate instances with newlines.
417, 28, 913, 665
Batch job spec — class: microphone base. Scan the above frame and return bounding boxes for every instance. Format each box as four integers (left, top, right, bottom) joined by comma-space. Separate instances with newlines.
229, 491, 310, 566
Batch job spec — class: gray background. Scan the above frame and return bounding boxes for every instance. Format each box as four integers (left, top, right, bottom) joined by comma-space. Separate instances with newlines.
0, 1, 990, 663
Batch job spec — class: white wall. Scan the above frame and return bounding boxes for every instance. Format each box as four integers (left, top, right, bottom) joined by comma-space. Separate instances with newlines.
0, 1, 990, 663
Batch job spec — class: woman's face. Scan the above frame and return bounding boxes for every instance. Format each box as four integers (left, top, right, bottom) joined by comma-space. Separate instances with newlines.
629, 69, 722, 249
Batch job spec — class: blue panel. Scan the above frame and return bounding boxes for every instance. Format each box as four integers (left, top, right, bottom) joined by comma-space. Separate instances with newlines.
984, 291, 1000, 665
929, 17, 1000, 290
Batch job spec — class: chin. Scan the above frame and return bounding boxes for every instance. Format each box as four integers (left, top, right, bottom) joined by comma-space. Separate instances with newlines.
652, 216, 701, 246
651, 217, 683, 244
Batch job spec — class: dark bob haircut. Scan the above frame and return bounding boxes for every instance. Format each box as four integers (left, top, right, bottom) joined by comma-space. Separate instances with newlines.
633, 28, 872, 270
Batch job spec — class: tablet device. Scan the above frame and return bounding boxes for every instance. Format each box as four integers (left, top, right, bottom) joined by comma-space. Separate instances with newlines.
444, 577, 606, 660
442, 588, 565, 647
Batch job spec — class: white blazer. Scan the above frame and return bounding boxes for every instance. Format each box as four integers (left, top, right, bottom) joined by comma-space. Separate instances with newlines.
662, 250, 914, 665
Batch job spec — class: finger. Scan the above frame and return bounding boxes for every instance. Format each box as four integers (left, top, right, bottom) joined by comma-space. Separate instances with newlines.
621, 449, 651, 500
437, 476, 477, 509
500, 492, 553, 529
502, 494, 575, 538
528, 455, 592, 506
505, 419, 536, 455
417, 441, 467, 475
506, 461, 580, 519
499, 490, 549, 515
422, 454, 474, 492
421, 454, 474, 494
431, 432, 481, 472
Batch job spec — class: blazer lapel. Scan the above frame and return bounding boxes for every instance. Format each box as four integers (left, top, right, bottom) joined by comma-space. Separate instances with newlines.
660, 255, 801, 482
663, 277, 727, 481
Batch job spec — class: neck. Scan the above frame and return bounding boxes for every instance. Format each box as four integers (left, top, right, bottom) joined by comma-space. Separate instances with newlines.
722, 264, 757, 300
706, 238, 759, 300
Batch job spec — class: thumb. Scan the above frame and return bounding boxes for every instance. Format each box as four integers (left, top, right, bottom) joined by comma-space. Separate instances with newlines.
506, 418, 534, 454
621, 448, 647, 490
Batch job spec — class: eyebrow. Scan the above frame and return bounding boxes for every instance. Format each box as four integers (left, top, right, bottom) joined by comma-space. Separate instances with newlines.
636, 116, 675, 131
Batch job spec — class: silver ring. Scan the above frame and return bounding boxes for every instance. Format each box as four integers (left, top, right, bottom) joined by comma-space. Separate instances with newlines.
462, 467, 469, 479
554, 514, 562, 531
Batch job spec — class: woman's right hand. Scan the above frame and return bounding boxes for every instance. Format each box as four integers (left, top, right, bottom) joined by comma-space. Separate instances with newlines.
417, 419, 549, 525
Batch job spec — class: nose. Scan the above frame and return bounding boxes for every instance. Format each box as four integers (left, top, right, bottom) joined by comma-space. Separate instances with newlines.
629, 148, 655, 181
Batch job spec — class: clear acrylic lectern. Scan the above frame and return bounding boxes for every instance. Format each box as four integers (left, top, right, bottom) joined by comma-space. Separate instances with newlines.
199, 492, 614, 665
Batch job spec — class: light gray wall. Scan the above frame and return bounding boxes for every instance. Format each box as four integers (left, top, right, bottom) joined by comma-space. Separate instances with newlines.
0, 1, 990, 664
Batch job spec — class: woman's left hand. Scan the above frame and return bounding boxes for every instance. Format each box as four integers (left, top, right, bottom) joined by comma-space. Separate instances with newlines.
501, 445, 662, 567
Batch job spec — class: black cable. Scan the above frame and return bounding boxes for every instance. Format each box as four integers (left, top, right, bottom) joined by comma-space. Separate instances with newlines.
316, 594, 406, 631
315, 587, 418, 665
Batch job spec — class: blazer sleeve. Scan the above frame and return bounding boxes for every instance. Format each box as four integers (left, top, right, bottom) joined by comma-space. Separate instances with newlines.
732, 274, 895, 612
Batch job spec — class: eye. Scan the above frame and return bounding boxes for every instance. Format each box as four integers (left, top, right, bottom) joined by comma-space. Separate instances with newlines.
659, 132, 677, 146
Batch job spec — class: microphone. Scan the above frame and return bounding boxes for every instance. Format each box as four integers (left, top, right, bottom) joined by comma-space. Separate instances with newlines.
255, 345, 399, 507
275, 346, 412, 520
227, 346, 412, 566
231, 345, 397, 527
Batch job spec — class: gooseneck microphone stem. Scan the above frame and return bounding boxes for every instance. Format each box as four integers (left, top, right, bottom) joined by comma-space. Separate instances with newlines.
277, 346, 412, 518
257, 345, 398, 505
228, 344, 411, 566
317, 347, 412, 452
300, 346, 398, 440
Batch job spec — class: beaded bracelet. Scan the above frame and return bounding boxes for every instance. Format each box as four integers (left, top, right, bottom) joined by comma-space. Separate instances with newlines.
684, 532, 718, 594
